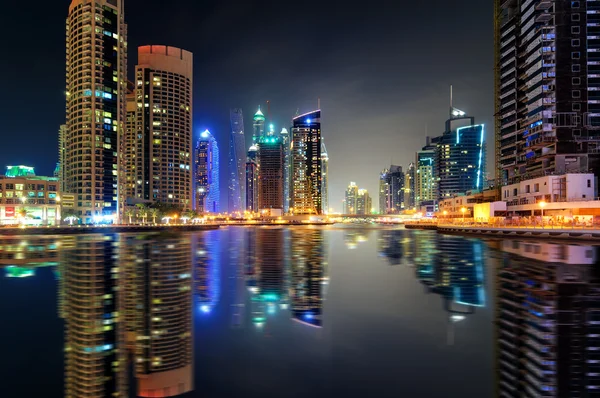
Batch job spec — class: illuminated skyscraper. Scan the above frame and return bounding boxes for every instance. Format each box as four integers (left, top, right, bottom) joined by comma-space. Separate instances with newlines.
121, 45, 193, 211
435, 112, 485, 199
344, 182, 358, 214
65, 0, 127, 224
280, 128, 291, 213
290, 110, 322, 214
404, 162, 415, 209
321, 141, 329, 214
257, 131, 284, 213
379, 165, 404, 214
357, 189, 372, 215
57, 124, 67, 192
63, 234, 126, 397
121, 233, 193, 397
379, 168, 389, 214
245, 145, 259, 212
415, 138, 436, 208
195, 130, 219, 213
252, 106, 265, 144
228, 108, 246, 213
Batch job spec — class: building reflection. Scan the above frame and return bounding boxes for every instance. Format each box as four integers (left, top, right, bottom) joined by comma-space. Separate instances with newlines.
343, 229, 369, 250
377, 229, 405, 265
193, 231, 220, 316
493, 240, 600, 397
59, 232, 193, 398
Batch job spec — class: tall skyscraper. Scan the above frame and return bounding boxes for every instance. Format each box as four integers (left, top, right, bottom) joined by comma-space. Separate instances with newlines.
257, 133, 284, 213
321, 141, 329, 214
290, 110, 322, 214
121, 45, 193, 210
57, 124, 67, 193
495, 1, 600, 184
252, 106, 265, 144
415, 138, 436, 208
195, 130, 219, 213
379, 168, 389, 214
405, 162, 416, 210
228, 108, 246, 213
344, 182, 358, 214
357, 189, 372, 215
435, 113, 485, 199
280, 128, 291, 213
245, 145, 259, 212
65, 0, 127, 224
382, 165, 405, 213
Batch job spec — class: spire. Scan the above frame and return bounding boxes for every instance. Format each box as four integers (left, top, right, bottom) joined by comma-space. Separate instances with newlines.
254, 106, 265, 121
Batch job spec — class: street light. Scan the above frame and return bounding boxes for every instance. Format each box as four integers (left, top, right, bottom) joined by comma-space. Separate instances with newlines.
539, 201, 546, 226
461, 207, 467, 224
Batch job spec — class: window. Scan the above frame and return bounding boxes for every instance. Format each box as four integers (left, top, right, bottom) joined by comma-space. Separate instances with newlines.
572, 1, 580, 8
513, 188, 518, 196
573, 103, 581, 111
588, 179, 592, 188
526, 185, 531, 193
572, 52, 580, 60
534, 183, 540, 192
48, 185, 57, 191
573, 90, 581, 99
573, 64, 581, 72
572, 26, 580, 34
573, 77, 581, 85
15, 184, 23, 191
572, 13, 580, 22
572, 39, 580, 47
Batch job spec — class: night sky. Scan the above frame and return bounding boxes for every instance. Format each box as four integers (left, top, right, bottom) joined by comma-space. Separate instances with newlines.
1, 0, 492, 212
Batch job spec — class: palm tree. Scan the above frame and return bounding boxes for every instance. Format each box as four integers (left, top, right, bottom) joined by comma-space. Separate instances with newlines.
62, 208, 79, 226
124, 208, 135, 225
137, 204, 148, 225
149, 208, 160, 224
182, 209, 197, 224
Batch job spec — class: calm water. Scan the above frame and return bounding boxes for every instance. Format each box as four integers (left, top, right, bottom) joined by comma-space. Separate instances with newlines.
0, 225, 596, 397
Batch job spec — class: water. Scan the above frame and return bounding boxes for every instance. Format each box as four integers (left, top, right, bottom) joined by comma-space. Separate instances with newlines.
0, 226, 596, 397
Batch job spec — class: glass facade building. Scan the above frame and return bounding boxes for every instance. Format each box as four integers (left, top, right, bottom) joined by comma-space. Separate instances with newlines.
228, 108, 246, 213
195, 130, 219, 213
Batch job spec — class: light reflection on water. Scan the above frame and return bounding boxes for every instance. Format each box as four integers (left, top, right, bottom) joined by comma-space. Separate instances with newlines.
0, 226, 597, 397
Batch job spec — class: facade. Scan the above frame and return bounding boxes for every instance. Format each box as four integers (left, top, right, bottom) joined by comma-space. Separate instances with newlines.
496, 0, 600, 185
252, 106, 265, 144
65, 0, 127, 224
228, 108, 246, 213
195, 130, 219, 213
121, 45, 193, 211
257, 134, 284, 213
290, 110, 322, 214
380, 165, 404, 214
57, 124, 67, 192
0, 166, 61, 225
321, 141, 329, 214
405, 162, 416, 209
379, 169, 389, 214
281, 128, 291, 213
435, 115, 486, 200
245, 145, 259, 212
356, 189, 372, 215
415, 138, 437, 207
344, 182, 358, 214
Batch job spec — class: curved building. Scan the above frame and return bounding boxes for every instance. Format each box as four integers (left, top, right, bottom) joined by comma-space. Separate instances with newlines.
65, 0, 127, 224
122, 45, 193, 211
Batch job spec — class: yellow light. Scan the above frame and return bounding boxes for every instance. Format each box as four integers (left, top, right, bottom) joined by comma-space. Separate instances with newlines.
461, 207, 467, 214
443, 211, 448, 216
539, 201, 546, 208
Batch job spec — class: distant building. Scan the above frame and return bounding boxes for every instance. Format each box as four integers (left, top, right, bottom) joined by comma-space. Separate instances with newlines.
281, 128, 291, 213
195, 130, 219, 213
381, 165, 404, 214
415, 138, 437, 208
121, 45, 194, 212
321, 141, 329, 214
435, 112, 485, 200
228, 108, 246, 213
344, 182, 358, 214
379, 168, 389, 214
257, 133, 284, 213
252, 106, 265, 144
405, 162, 416, 210
357, 189, 372, 215
245, 145, 259, 212
290, 110, 322, 214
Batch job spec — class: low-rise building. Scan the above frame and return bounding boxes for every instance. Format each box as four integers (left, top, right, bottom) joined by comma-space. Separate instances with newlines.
0, 166, 61, 225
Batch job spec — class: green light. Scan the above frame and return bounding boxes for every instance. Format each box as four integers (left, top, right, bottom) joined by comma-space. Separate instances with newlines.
5, 166, 36, 178
5, 266, 35, 278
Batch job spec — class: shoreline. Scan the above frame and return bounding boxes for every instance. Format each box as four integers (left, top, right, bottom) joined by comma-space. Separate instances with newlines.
0, 224, 220, 236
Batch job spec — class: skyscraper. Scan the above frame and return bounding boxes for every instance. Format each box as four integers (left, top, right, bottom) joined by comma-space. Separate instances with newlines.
321, 141, 329, 214
415, 138, 436, 208
257, 133, 284, 214
280, 128, 291, 213
121, 45, 193, 210
344, 182, 358, 214
290, 110, 322, 214
195, 130, 219, 213
245, 145, 259, 212
405, 162, 416, 210
495, 1, 600, 184
252, 106, 265, 144
385, 165, 405, 213
357, 189, 372, 215
57, 124, 67, 193
228, 108, 246, 213
435, 113, 485, 199
379, 168, 389, 214
65, 0, 127, 224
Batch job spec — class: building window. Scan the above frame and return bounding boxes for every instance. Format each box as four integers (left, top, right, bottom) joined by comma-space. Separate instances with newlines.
15, 184, 23, 191
573, 103, 581, 111
573, 64, 581, 72
588, 179, 592, 188
572, 1, 580, 8
573, 77, 581, 85
574, 129, 581, 136
526, 185, 530, 193
572, 39, 580, 47
513, 188, 518, 196
573, 90, 581, 99
572, 26, 580, 34
572, 13, 580, 22
572, 52, 580, 60
534, 183, 540, 192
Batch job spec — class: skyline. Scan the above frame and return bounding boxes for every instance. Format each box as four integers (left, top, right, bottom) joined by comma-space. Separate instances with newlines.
1, 0, 492, 212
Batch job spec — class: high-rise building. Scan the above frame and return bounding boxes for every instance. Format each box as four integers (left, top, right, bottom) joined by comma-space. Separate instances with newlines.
290, 110, 322, 214
321, 141, 329, 214
280, 128, 291, 213
121, 45, 193, 211
344, 182, 358, 214
435, 113, 485, 199
228, 108, 246, 213
252, 106, 265, 144
379, 168, 389, 214
245, 145, 259, 212
65, 0, 127, 224
57, 124, 67, 192
383, 165, 405, 213
415, 138, 436, 208
357, 189, 372, 215
405, 162, 416, 210
257, 133, 284, 213
195, 130, 219, 213
495, 1, 600, 185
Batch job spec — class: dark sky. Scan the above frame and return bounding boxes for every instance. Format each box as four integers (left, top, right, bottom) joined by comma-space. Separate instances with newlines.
1, 0, 492, 212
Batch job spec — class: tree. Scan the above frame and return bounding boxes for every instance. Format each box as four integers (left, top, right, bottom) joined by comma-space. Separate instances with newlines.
136, 204, 148, 225
124, 208, 135, 225
62, 208, 79, 226
182, 209, 197, 223
149, 208, 160, 224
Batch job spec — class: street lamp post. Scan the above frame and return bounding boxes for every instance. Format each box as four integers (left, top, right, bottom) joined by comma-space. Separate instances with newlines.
443, 210, 448, 224
539, 200, 546, 228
